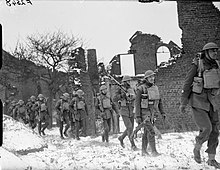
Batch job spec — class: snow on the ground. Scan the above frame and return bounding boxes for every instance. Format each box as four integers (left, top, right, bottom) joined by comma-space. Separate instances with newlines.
0, 147, 30, 170
1, 114, 220, 170
2, 115, 47, 153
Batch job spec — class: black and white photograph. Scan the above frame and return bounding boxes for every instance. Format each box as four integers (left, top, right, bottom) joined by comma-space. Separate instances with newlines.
1, 0, 220, 169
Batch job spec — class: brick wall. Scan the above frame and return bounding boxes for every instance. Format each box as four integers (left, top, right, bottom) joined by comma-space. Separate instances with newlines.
130, 34, 161, 75
155, 2, 220, 132
1, 51, 43, 102
127, 2, 220, 132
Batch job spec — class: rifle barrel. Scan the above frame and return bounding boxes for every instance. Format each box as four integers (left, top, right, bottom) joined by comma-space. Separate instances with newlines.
106, 73, 127, 93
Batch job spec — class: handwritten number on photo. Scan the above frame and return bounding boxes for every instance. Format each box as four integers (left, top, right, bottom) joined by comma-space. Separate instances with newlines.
21, 0, 25, 5
16, 0, 21, 5
5, 0, 11, 6
12, 0, 16, 6
26, 0, 32, 5
5, 0, 32, 6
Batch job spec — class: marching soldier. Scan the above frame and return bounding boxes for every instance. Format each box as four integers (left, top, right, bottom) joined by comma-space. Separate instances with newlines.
35, 94, 49, 136
115, 75, 137, 150
8, 100, 17, 118
180, 42, 220, 168
55, 93, 71, 139
70, 89, 88, 140
97, 85, 119, 143
134, 70, 166, 156
26, 95, 37, 129
14, 100, 28, 124
69, 91, 78, 138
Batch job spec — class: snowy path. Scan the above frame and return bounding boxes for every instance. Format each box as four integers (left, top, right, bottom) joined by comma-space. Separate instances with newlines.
18, 127, 219, 170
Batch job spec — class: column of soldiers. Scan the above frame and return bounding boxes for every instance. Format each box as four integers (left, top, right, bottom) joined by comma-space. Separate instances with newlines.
6, 90, 89, 140
5, 73, 166, 152
7, 94, 49, 136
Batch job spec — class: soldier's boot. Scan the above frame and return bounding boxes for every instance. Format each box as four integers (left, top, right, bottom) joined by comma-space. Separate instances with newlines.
69, 129, 74, 138
207, 154, 220, 169
149, 140, 161, 157
141, 149, 149, 156
193, 143, 202, 164
41, 130, 46, 136
70, 124, 76, 139
129, 136, 138, 151
141, 140, 149, 156
41, 122, 48, 136
64, 125, 69, 137
60, 131, 64, 139
130, 129, 138, 140
60, 124, 64, 139
105, 133, 109, 143
118, 136, 125, 148
76, 130, 80, 140
32, 122, 37, 129
102, 134, 105, 142
131, 144, 138, 151
38, 121, 42, 136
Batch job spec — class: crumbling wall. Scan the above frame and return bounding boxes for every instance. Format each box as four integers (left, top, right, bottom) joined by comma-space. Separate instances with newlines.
130, 34, 161, 74
1, 51, 42, 102
127, 2, 220, 132
155, 2, 220, 131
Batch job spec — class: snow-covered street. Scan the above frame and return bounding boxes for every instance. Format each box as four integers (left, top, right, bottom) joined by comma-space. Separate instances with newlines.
1, 115, 220, 170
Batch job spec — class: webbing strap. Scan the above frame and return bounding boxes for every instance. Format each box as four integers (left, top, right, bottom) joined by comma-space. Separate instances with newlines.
197, 58, 204, 77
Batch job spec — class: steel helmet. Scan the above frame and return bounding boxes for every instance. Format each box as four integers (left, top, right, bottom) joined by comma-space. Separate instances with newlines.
144, 70, 156, 78
202, 42, 219, 51
76, 89, 84, 96
18, 100, 24, 105
122, 75, 131, 82
100, 85, 107, 91
63, 93, 70, 99
72, 90, 77, 96
38, 94, 44, 99
30, 95, 36, 100
11, 100, 16, 104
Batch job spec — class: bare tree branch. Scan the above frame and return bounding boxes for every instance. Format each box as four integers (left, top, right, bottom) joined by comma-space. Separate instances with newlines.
12, 30, 84, 98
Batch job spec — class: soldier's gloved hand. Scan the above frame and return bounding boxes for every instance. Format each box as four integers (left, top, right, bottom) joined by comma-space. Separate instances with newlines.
116, 112, 120, 117
126, 93, 130, 97
136, 117, 142, 125
179, 105, 186, 113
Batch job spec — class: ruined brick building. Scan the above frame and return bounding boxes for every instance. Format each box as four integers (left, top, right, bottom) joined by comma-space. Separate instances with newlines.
157, 1, 220, 131
110, 2, 220, 131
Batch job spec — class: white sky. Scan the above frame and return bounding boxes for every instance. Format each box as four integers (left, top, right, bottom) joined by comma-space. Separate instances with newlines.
1, 1, 220, 65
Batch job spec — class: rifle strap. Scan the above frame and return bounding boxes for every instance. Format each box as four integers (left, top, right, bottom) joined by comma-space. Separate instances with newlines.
216, 60, 220, 68
197, 57, 204, 77
141, 84, 147, 94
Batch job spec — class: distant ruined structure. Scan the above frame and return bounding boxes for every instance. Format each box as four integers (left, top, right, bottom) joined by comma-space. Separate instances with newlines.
110, 1, 220, 132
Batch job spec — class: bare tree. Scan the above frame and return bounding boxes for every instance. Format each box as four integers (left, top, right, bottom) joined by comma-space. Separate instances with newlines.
12, 30, 84, 128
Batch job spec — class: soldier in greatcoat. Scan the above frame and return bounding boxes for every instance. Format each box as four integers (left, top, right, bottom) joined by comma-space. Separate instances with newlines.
180, 42, 220, 168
